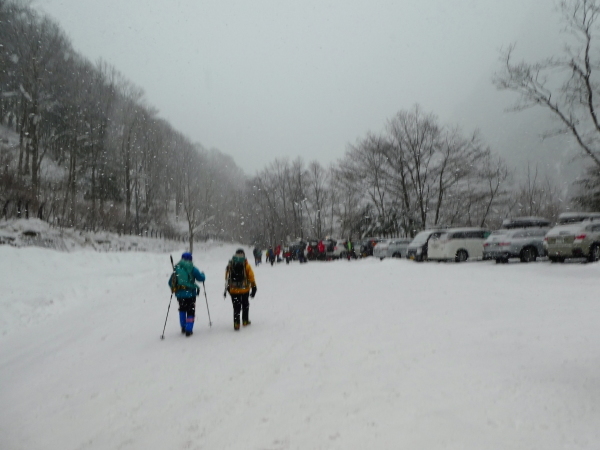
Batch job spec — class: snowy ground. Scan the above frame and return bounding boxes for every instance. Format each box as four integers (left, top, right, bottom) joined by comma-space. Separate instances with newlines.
1, 245, 599, 450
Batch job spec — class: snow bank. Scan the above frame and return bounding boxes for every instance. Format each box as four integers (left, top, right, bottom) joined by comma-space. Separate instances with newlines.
0, 218, 205, 253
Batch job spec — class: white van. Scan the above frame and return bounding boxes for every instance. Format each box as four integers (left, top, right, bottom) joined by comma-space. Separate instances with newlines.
427, 227, 491, 262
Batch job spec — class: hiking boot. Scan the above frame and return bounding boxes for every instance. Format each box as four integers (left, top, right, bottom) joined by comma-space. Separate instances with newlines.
181, 327, 186, 334
243, 320, 251, 327
234, 322, 240, 331
185, 331, 193, 337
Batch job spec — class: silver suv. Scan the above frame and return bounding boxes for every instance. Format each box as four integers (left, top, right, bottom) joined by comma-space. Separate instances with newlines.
386, 238, 412, 258
483, 227, 549, 263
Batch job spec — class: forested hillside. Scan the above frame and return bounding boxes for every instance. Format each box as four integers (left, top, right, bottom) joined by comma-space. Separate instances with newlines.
1, 0, 595, 249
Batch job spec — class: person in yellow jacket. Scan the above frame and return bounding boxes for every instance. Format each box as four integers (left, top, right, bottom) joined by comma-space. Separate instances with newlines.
225, 248, 257, 330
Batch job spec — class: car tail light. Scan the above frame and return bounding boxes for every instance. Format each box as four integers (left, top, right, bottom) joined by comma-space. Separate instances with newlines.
544, 237, 548, 241
483, 243, 489, 247
575, 234, 586, 240
498, 242, 510, 246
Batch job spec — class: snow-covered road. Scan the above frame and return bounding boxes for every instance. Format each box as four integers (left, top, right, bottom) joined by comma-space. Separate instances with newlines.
1, 244, 599, 449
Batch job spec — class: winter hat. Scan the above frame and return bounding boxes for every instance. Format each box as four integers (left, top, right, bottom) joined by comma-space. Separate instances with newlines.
181, 252, 193, 261
235, 248, 245, 256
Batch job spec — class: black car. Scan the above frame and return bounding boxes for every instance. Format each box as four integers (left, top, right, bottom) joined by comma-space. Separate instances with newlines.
359, 237, 382, 257
323, 238, 338, 259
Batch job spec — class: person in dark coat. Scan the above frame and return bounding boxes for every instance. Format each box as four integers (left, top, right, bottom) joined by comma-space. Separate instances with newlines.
225, 249, 257, 330
266, 247, 275, 266
253, 246, 262, 265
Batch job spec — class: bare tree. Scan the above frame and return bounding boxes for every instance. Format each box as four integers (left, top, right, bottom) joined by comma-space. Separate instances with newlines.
494, 0, 600, 168
573, 163, 600, 210
305, 160, 330, 239
509, 164, 565, 221
477, 153, 511, 227
386, 106, 441, 229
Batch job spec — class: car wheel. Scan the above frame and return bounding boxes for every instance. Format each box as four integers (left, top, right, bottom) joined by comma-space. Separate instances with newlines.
495, 257, 507, 264
520, 247, 537, 263
392, 252, 401, 258
455, 249, 468, 262
380, 257, 384, 261
588, 244, 600, 263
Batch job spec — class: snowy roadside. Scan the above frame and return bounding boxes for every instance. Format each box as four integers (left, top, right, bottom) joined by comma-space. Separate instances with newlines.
0, 218, 194, 253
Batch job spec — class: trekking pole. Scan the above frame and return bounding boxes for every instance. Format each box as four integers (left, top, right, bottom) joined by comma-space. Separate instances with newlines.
160, 293, 173, 340
161, 255, 176, 340
203, 281, 212, 327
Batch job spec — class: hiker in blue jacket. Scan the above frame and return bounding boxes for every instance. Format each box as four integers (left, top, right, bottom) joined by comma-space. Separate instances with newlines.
168, 252, 206, 337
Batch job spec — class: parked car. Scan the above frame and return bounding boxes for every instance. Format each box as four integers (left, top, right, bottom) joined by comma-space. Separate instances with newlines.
544, 213, 600, 262
427, 228, 491, 262
406, 230, 445, 261
359, 237, 382, 257
500, 216, 552, 229
323, 238, 343, 260
483, 227, 550, 263
569, 220, 600, 262
374, 238, 412, 260
337, 240, 359, 259
373, 239, 390, 260
386, 238, 412, 258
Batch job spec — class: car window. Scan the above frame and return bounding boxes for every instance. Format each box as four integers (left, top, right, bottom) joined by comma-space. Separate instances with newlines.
512, 231, 525, 238
411, 231, 434, 244
451, 232, 466, 239
558, 215, 589, 224
530, 229, 548, 237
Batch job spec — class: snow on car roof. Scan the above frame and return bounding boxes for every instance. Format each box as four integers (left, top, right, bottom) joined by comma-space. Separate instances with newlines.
558, 212, 600, 219
439, 227, 488, 233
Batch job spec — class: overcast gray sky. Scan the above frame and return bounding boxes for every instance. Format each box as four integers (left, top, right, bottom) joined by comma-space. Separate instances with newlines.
36, 0, 579, 179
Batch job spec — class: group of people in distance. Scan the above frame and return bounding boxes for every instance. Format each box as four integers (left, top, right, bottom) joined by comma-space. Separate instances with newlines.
253, 244, 302, 266
252, 245, 289, 266
252, 239, 356, 265
168, 249, 257, 336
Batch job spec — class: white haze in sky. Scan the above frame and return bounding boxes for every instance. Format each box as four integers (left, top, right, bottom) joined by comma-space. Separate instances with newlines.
35, 0, 581, 181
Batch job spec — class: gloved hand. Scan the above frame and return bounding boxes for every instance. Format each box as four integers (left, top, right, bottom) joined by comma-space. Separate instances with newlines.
250, 286, 257, 298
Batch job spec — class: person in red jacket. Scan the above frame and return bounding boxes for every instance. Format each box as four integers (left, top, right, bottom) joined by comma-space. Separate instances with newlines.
275, 244, 282, 262
317, 240, 325, 260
